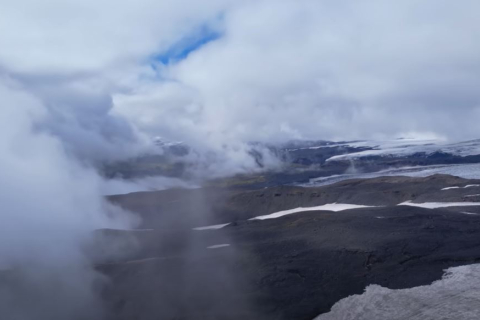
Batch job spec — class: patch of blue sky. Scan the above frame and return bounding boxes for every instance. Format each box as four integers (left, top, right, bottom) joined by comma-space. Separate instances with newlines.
153, 24, 222, 67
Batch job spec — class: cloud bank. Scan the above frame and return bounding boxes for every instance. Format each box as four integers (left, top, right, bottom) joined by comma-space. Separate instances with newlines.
1, 0, 480, 160
115, 0, 480, 144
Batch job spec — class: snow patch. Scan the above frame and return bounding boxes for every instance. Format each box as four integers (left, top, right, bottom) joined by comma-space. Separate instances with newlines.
250, 203, 374, 220
442, 184, 480, 191
301, 164, 480, 188
193, 223, 230, 231
326, 138, 440, 162
399, 201, 480, 209
315, 263, 480, 320
441, 186, 460, 190
207, 244, 230, 249
124, 257, 166, 264
326, 138, 480, 162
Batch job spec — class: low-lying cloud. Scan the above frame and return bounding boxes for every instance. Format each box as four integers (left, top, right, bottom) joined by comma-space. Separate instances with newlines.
0, 81, 135, 319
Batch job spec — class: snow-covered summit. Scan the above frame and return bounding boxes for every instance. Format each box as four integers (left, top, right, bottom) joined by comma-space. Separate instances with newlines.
326, 138, 480, 162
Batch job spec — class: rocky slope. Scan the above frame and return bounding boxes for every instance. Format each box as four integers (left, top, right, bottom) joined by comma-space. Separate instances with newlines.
107, 174, 480, 228
95, 174, 480, 319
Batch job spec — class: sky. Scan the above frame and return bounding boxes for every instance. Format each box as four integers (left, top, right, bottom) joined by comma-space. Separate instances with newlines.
2, 0, 480, 163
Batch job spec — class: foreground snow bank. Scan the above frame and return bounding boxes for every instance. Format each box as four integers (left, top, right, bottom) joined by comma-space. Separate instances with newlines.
315, 264, 480, 320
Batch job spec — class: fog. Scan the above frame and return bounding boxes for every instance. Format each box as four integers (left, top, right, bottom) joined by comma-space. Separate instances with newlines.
0, 81, 135, 319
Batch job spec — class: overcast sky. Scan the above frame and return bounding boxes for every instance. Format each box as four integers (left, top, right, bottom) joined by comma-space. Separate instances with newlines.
2, 0, 480, 157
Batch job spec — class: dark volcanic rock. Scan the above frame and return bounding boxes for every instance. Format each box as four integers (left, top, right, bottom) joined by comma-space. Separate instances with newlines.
228, 206, 480, 319
98, 205, 480, 320
100, 174, 480, 320
108, 174, 480, 228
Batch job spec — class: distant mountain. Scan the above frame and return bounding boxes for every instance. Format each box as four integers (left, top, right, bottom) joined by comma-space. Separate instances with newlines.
102, 138, 480, 189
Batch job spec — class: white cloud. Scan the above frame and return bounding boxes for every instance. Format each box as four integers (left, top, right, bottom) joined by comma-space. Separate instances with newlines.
0, 0, 233, 74
114, 0, 480, 144
3, 0, 480, 164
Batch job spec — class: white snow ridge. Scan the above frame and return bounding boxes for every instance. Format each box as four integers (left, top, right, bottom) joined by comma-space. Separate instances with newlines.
207, 244, 230, 249
399, 201, 480, 209
315, 264, 480, 320
192, 223, 230, 231
250, 204, 373, 220
442, 185, 480, 191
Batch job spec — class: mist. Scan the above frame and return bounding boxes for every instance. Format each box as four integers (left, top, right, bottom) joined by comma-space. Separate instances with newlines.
0, 81, 136, 319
